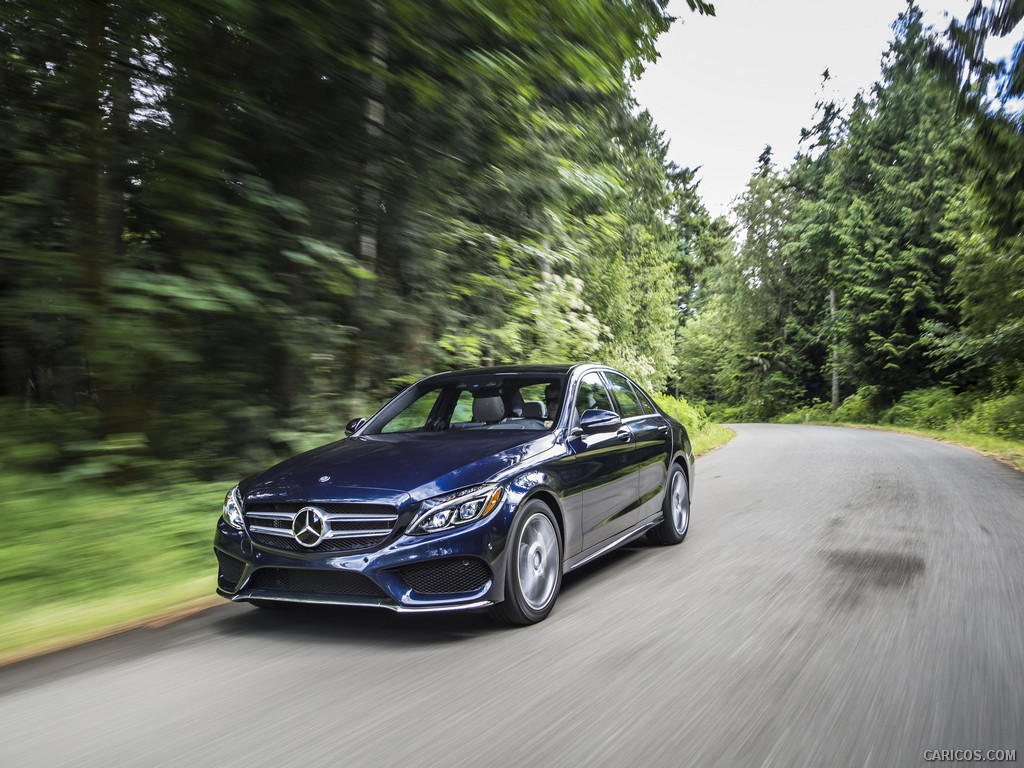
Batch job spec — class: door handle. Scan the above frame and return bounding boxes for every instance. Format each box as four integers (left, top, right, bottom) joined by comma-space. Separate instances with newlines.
616, 428, 632, 442
657, 424, 669, 433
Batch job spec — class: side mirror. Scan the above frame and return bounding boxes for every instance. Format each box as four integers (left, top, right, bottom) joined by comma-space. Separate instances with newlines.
345, 417, 367, 436
579, 408, 622, 434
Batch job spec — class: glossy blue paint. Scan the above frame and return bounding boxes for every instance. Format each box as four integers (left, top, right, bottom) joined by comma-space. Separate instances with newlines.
213, 364, 695, 622
242, 431, 559, 503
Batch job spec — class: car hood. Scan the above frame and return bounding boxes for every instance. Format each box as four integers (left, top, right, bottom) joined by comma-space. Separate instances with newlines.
243, 430, 559, 504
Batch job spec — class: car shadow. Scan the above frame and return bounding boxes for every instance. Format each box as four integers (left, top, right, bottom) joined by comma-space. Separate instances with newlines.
212, 541, 656, 648
214, 600, 501, 648
560, 542, 652, 595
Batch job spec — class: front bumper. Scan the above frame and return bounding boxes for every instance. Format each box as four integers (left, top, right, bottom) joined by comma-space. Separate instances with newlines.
213, 508, 512, 612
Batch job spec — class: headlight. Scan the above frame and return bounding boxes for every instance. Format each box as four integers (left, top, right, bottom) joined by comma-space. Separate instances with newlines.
407, 484, 504, 535
222, 485, 244, 529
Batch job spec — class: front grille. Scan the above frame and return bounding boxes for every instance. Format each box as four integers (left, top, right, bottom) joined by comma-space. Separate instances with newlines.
216, 550, 246, 591
243, 502, 399, 553
245, 568, 389, 598
397, 558, 492, 595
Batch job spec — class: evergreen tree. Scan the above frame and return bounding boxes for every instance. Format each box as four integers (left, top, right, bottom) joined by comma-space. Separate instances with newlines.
828, 5, 967, 403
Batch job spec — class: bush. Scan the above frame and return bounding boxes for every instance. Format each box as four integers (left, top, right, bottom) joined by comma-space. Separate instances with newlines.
707, 402, 761, 423
776, 401, 833, 424
0, 400, 98, 474
881, 387, 975, 430
834, 387, 880, 423
965, 391, 1024, 441
652, 393, 733, 456
652, 393, 707, 435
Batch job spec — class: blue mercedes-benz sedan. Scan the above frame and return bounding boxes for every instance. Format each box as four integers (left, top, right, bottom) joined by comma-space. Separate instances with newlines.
214, 364, 694, 624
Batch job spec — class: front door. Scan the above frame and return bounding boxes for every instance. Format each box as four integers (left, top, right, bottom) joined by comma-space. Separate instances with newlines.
565, 371, 640, 550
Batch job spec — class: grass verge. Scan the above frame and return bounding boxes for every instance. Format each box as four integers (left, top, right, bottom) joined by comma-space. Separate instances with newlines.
692, 423, 735, 457
0, 477, 225, 664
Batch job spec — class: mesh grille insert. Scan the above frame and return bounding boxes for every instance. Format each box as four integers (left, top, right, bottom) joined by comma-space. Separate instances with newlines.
248, 533, 389, 553
398, 558, 492, 595
216, 551, 246, 591
246, 568, 389, 599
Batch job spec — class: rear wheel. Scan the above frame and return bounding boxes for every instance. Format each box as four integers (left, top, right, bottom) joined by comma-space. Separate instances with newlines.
490, 499, 562, 625
649, 465, 689, 545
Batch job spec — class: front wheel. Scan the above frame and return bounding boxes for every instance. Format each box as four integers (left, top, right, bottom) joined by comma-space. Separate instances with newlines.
490, 500, 562, 625
649, 465, 689, 545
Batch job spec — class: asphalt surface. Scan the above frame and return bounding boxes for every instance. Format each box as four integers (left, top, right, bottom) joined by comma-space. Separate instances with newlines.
1, 424, 1022, 768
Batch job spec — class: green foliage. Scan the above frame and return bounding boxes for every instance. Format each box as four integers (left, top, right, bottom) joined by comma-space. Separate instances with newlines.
0, 466, 221, 657
673, 161, 813, 421
776, 384, 1024, 446
880, 387, 977, 429
963, 391, 1024, 441
0, 0, 722, 479
775, 401, 832, 424
833, 387, 880, 424
826, 7, 966, 401
651, 393, 733, 456
929, 172, 1024, 388
679, 2, 1024, 442
651, 392, 704, 435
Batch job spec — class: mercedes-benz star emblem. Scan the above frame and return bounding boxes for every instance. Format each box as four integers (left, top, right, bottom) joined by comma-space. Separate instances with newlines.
292, 506, 327, 548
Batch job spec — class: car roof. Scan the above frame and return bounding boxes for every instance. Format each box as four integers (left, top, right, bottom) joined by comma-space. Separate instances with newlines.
422, 364, 581, 381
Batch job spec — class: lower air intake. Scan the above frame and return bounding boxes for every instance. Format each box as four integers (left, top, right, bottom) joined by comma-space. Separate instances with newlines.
398, 557, 492, 595
246, 568, 389, 599
216, 551, 246, 591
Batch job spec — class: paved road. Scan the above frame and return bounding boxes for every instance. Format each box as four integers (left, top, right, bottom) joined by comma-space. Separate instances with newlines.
1, 425, 1022, 767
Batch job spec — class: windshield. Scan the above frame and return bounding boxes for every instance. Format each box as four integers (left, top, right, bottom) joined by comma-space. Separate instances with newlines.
364, 373, 567, 435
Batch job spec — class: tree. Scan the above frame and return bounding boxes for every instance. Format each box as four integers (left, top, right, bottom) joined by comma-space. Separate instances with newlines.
0, 0, 718, 475
930, 0, 1024, 391
827, 5, 967, 404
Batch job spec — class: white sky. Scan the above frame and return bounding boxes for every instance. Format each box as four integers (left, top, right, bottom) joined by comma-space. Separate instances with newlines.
632, 0, 997, 218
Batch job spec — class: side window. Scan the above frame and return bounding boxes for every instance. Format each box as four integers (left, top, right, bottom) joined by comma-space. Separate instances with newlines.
574, 372, 614, 416
604, 372, 645, 419
634, 385, 657, 415
450, 390, 475, 425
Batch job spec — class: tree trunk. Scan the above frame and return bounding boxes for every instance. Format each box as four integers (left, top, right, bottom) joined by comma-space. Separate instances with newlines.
71, 1, 112, 413
359, 1, 387, 282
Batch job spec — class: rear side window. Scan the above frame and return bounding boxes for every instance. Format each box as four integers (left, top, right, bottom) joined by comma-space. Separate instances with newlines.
574, 372, 614, 416
634, 385, 657, 414
604, 372, 645, 418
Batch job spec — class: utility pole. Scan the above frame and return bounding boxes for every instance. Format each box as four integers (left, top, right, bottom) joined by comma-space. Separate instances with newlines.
830, 287, 839, 411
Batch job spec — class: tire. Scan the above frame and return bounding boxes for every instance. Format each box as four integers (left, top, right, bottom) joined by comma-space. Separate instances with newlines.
648, 465, 689, 545
490, 499, 563, 625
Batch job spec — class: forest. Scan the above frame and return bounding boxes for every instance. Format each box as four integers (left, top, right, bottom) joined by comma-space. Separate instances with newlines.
678, 3, 1024, 441
1, 0, 1022, 483
1, 0, 721, 479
